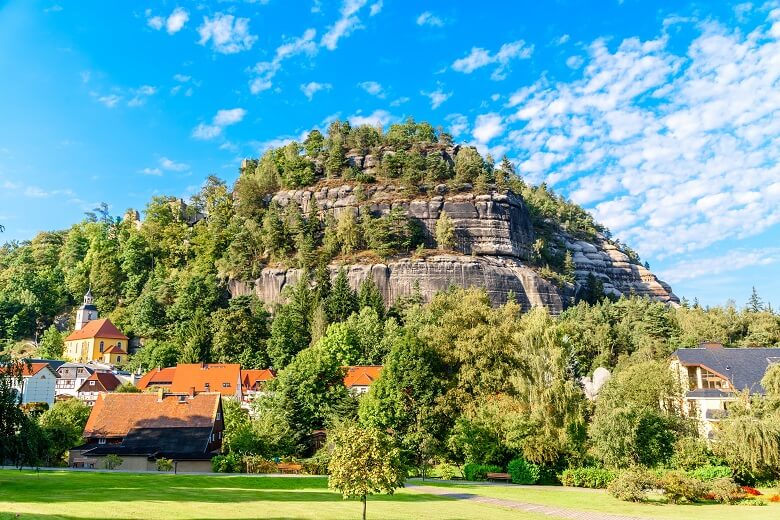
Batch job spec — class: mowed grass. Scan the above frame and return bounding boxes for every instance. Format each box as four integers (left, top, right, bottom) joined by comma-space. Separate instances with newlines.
423, 480, 780, 520
0, 470, 551, 520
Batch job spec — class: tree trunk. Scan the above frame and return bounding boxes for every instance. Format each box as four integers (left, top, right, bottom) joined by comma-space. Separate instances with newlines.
362, 495, 366, 520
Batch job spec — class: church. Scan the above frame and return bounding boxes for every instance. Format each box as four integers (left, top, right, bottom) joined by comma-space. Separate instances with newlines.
64, 289, 129, 365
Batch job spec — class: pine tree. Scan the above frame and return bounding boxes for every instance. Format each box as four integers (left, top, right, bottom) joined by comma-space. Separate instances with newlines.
327, 268, 358, 322
747, 286, 764, 312
358, 277, 385, 317
435, 211, 455, 251
337, 210, 360, 255
563, 250, 575, 283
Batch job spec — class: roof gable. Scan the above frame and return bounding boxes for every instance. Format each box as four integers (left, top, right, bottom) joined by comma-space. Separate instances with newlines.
241, 369, 276, 390
672, 346, 780, 394
343, 365, 382, 388
78, 371, 122, 393
65, 319, 128, 342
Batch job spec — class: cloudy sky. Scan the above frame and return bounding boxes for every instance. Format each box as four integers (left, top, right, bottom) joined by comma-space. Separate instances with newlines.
0, 0, 778, 306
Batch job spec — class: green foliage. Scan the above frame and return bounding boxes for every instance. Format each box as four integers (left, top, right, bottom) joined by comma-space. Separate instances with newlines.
463, 463, 503, 481
211, 295, 270, 367
671, 437, 712, 470
607, 468, 658, 502
559, 467, 615, 488
103, 454, 123, 470
327, 269, 358, 322
688, 465, 732, 482
430, 462, 462, 480
328, 424, 406, 520
435, 211, 455, 250
706, 478, 745, 504
211, 453, 242, 473
156, 458, 174, 472
507, 458, 541, 485
362, 207, 421, 258
37, 399, 91, 465
115, 382, 140, 393
301, 448, 331, 475
37, 325, 64, 359
659, 470, 705, 504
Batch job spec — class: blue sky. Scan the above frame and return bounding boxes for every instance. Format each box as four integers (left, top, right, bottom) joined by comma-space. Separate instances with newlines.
1, 0, 779, 307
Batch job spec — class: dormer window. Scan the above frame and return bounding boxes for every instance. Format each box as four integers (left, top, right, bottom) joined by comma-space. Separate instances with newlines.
222, 382, 231, 388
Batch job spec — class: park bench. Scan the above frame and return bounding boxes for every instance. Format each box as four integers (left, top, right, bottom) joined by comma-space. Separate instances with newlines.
277, 462, 303, 474
486, 472, 511, 482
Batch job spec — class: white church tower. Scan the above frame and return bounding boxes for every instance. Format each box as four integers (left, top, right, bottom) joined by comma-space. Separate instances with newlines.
74, 288, 98, 330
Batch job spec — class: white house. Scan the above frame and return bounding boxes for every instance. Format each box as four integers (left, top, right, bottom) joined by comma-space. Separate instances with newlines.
670, 342, 780, 438
13, 362, 58, 406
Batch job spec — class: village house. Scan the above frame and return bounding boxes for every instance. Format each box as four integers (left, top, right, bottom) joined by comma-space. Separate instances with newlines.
6, 362, 58, 406
64, 290, 129, 364
240, 368, 276, 402
70, 391, 224, 472
136, 363, 243, 400
343, 366, 382, 395
670, 342, 780, 438
77, 371, 123, 406
55, 363, 96, 399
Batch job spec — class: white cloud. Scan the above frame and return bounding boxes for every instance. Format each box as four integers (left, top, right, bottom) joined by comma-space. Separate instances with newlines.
555, 34, 570, 45
147, 14, 164, 31
452, 40, 533, 80
141, 167, 163, 176
416, 11, 444, 27
566, 55, 584, 69
301, 81, 332, 100
192, 108, 246, 140
127, 85, 157, 107
159, 157, 189, 172
348, 109, 395, 127
421, 87, 452, 109
198, 13, 257, 54
166, 7, 189, 34
369, 0, 383, 16
472, 113, 504, 143
250, 28, 317, 94
446, 113, 468, 137
321, 0, 368, 50
173, 74, 191, 83
95, 94, 121, 108
503, 13, 780, 259
389, 96, 409, 107
358, 80, 384, 97
660, 248, 780, 284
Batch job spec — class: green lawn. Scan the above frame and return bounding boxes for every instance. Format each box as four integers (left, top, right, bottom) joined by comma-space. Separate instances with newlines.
0, 470, 550, 520
422, 480, 780, 520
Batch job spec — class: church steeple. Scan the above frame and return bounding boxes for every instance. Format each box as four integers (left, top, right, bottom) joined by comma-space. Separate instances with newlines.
75, 288, 98, 330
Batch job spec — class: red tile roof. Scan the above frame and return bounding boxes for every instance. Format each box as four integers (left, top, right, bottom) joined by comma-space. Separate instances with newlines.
136, 364, 242, 397
103, 345, 127, 354
343, 366, 382, 388
83, 392, 221, 438
78, 371, 122, 393
241, 369, 276, 390
65, 319, 128, 341
4, 362, 55, 377
136, 367, 177, 390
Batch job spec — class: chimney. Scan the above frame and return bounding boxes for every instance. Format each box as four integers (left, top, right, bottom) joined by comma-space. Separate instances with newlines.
189, 386, 196, 398
157, 387, 165, 401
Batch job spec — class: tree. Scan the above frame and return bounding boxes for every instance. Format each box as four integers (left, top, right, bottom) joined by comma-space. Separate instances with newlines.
115, 382, 140, 393
38, 399, 91, 464
327, 269, 358, 322
211, 295, 270, 367
453, 146, 484, 184
357, 277, 385, 318
337, 210, 360, 255
328, 424, 406, 520
37, 325, 64, 359
435, 211, 455, 250
268, 277, 314, 369
747, 286, 764, 313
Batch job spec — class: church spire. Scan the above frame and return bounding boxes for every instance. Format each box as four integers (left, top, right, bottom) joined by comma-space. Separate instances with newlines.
75, 288, 98, 330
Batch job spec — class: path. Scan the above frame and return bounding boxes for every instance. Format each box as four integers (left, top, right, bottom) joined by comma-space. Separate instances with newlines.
406, 484, 657, 520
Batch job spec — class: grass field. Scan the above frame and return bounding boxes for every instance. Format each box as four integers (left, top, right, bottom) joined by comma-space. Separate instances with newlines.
1, 470, 778, 520
0, 470, 549, 520
424, 480, 780, 520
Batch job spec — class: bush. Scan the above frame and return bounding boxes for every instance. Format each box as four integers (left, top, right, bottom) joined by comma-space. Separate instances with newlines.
156, 458, 173, 472
211, 453, 242, 473
507, 458, 540, 485
243, 455, 278, 474
660, 471, 705, 504
706, 478, 745, 504
559, 467, 615, 489
430, 463, 462, 480
463, 463, 502, 481
301, 449, 331, 475
103, 454, 123, 470
688, 464, 732, 482
608, 469, 657, 502
671, 437, 711, 470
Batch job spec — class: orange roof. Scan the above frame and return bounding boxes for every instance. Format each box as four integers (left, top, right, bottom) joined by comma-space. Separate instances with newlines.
343, 365, 382, 388
103, 345, 127, 354
136, 367, 177, 390
83, 392, 221, 438
65, 319, 128, 341
241, 369, 276, 390
78, 371, 122, 392
9, 362, 53, 377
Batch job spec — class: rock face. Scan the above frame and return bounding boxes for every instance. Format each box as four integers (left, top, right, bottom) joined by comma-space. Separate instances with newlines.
233, 183, 678, 312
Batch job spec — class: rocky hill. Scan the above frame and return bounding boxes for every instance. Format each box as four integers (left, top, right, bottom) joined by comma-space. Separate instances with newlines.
230, 143, 677, 313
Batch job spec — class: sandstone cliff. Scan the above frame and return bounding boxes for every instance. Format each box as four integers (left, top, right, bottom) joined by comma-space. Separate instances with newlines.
229, 180, 678, 313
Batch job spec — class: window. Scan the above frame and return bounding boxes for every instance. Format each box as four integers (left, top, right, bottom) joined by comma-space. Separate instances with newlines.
204, 383, 210, 389
99, 341, 104, 353
222, 382, 231, 388
89, 381, 96, 386
117, 342, 122, 348
116, 356, 121, 363
98, 438, 106, 445
216, 412, 221, 420
701, 368, 729, 390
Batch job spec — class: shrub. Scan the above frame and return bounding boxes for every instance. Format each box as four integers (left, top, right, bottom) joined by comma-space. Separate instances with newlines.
559, 467, 615, 489
103, 454, 123, 470
671, 437, 711, 470
211, 453, 242, 473
688, 464, 732, 482
608, 469, 657, 502
508, 458, 540, 485
156, 458, 174, 472
301, 450, 331, 475
706, 478, 745, 504
463, 463, 502, 481
660, 471, 705, 504
741, 485, 761, 496
243, 455, 278, 474
430, 463, 462, 480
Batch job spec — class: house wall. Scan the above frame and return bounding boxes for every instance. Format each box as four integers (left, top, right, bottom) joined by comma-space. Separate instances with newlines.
66, 337, 127, 363
175, 460, 213, 473
21, 371, 56, 406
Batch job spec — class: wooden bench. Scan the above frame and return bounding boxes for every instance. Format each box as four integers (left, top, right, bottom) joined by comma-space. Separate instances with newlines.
277, 463, 303, 474
486, 472, 511, 482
